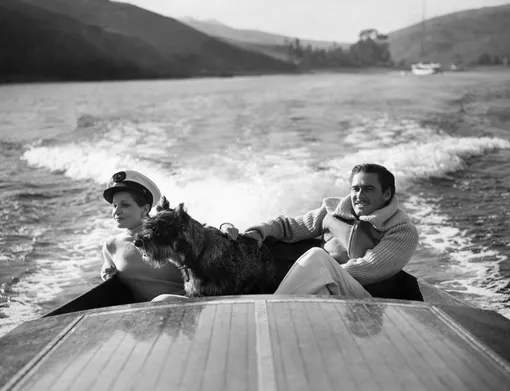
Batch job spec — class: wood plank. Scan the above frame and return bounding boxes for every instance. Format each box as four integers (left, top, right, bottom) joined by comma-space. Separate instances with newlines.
267, 301, 309, 391
109, 307, 182, 391
0, 315, 81, 387
341, 302, 427, 391
154, 304, 214, 390
128, 305, 191, 390
254, 301, 276, 391
385, 305, 510, 390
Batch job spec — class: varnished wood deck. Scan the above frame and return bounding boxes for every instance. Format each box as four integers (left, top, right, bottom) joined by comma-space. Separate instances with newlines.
1, 296, 510, 391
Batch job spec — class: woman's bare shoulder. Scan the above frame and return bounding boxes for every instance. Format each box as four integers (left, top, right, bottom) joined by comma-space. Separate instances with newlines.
104, 232, 132, 253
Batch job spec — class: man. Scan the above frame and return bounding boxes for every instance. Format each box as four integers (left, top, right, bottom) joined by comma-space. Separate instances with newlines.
243, 163, 419, 297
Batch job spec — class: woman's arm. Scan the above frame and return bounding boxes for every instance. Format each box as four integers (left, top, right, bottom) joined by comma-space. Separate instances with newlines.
101, 240, 118, 281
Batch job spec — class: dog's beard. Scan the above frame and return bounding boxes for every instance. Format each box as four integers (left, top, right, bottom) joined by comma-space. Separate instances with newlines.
136, 241, 183, 269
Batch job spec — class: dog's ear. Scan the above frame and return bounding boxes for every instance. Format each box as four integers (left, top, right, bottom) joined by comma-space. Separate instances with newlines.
176, 203, 190, 221
156, 196, 171, 212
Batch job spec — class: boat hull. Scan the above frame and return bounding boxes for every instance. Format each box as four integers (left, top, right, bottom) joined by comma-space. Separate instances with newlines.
1, 296, 509, 391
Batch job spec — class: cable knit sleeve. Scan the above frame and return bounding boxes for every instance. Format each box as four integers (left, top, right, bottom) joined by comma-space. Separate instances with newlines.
342, 222, 419, 285
245, 206, 328, 243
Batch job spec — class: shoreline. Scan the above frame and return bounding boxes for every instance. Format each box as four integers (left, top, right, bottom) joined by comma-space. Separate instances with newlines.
2, 65, 508, 86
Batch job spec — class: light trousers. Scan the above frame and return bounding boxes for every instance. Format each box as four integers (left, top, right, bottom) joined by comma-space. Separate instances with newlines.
274, 247, 371, 298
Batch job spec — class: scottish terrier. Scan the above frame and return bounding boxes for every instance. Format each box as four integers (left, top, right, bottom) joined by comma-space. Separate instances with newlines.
133, 197, 278, 297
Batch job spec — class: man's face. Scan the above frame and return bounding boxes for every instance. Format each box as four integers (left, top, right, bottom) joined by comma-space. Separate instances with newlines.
350, 172, 391, 216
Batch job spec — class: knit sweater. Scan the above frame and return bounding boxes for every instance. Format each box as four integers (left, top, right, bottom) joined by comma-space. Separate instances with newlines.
246, 196, 419, 285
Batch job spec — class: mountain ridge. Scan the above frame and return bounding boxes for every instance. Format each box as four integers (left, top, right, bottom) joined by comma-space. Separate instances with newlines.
179, 17, 350, 50
388, 4, 510, 65
1, 0, 295, 83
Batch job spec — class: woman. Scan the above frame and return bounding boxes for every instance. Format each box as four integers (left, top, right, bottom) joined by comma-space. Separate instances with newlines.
101, 170, 185, 301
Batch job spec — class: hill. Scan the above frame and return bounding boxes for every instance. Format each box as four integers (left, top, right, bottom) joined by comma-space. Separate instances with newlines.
18, 0, 295, 74
179, 17, 348, 49
1, 0, 295, 83
0, 0, 182, 82
388, 4, 510, 66
179, 17, 351, 62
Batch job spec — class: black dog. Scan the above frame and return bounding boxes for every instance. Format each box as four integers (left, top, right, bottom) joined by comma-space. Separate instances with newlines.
133, 197, 278, 297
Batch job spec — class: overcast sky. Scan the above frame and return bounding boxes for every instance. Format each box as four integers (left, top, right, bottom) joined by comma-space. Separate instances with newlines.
122, 0, 509, 42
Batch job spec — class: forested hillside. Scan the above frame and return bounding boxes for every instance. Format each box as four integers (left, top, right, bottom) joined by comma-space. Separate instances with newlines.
1, 0, 295, 83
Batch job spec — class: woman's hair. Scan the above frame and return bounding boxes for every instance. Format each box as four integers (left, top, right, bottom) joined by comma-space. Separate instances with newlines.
118, 189, 151, 210
350, 163, 396, 202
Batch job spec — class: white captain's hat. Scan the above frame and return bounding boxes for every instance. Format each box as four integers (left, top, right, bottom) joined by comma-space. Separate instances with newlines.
103, 170, 161, 209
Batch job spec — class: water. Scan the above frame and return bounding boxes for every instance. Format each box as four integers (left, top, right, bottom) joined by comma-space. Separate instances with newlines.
1, 70, 509, 336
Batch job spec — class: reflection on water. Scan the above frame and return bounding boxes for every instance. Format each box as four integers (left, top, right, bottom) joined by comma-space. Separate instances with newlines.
104, 303, 205, 343
343, 302, 386, 338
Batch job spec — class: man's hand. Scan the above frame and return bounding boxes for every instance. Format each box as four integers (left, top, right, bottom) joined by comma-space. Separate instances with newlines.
220, 223, 239, 240
243, 230, 263, 247
220, 224, 263, 247
101, 265, 118, 281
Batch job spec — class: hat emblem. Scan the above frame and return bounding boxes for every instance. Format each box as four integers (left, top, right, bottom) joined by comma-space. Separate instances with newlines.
112, 171, 126, 183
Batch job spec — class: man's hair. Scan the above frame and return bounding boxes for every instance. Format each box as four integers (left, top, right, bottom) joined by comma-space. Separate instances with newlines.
349, 163, 396, 202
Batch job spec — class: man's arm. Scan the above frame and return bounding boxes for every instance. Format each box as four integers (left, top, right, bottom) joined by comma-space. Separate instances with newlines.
245, 206, 329, 243
342, 223, 419, 286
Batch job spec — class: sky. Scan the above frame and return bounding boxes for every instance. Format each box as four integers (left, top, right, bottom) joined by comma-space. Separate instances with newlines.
122, 0, 509, 43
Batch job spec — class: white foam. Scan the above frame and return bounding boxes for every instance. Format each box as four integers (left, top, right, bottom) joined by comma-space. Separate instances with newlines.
403, 195, 509, 308
18, 115, 510, 320
22, 119, 510, 228
328, 134, 510, 191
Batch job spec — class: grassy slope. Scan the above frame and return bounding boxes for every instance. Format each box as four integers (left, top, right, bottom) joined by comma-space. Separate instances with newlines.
17, 0, 295, 74
0, 0, 179, 82
389, 4, 510, 66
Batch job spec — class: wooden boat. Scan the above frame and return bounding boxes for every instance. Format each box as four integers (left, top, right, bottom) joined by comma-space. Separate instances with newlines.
1, 240, 510, 390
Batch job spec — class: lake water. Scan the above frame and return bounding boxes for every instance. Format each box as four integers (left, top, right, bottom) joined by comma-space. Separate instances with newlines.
1, 70, 509, 336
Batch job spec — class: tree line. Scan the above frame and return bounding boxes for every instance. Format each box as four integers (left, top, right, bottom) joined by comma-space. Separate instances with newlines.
284, 28, 392, 69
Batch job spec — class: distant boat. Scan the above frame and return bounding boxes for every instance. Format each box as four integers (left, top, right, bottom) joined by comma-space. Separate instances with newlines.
411, 0, 443, 75
450, 63, 464, 71
411, 62, 443, 75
